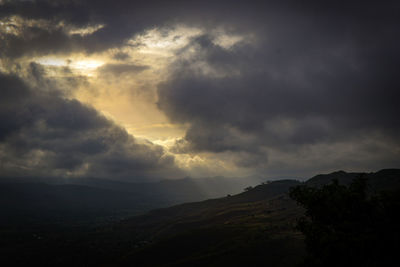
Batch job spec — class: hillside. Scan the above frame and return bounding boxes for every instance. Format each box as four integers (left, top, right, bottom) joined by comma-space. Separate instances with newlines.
116, 169, 400, 266
118, 179, 305, 266
121, 180, 302, 236
1, 169, 399, 266
121, 169, 400, 239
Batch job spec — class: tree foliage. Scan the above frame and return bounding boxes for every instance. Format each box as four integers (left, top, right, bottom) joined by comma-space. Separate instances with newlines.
290, 176, 400, 267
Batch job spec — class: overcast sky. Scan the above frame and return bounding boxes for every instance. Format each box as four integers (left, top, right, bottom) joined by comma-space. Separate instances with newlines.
0, 0, 399, 182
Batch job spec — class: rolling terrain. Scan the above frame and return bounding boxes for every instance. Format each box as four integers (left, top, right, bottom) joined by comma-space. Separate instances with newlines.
1, 169, 399, 266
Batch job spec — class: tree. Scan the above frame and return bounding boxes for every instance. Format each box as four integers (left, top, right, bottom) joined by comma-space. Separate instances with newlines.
289, 176, 400, 267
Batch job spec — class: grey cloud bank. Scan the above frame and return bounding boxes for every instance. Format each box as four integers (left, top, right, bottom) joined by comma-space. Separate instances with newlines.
1, 0, 399, 180
157, 1, 400, 176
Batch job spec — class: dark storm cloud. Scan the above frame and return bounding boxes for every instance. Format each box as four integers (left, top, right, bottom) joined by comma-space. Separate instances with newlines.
0, 1, 106, 57
0, 72, 181, 181
159, 33, 400, 146
0, 0, 354, 58
0, 0, 189, 57
156, 1, 400, 172
0, 26, 74, 58
0, 72, 32, 141
22, 62, 88, 97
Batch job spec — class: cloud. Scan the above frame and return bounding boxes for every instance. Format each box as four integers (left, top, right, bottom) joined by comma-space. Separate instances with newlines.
112, 52, 130, 61
1, 0, 399, 178
0, 71, 182, 181
2, 1, 399, 59
156, 1, 400, 175
0, 0, 180, 58
98, 63, 148, 77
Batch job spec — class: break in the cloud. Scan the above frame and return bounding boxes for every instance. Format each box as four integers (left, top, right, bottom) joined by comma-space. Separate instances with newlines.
0, 0, 399, 180
0, 70, 182, 181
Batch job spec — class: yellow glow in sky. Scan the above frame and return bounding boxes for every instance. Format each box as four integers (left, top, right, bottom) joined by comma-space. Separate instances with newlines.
35, 57, 66, 67
68, 24, 105, 36
32, 26, 246, 149
36, 57, 104, 70
71, 59, 104, 70
35, 57, 105, 77
26, 25, 249, 176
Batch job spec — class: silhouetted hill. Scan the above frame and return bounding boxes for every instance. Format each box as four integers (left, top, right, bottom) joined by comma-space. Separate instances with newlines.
115, 179, 304, 266
306, 170, 358, 187
306, 169, 400, 192
122, 179, 301, 233
121, 170, 400, 237
1, 169, 399, 266
115, 169, 400, 266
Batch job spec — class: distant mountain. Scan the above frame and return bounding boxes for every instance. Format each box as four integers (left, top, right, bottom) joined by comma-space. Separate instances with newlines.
0, 175, 263, 226
0, 183, 157, 225
62, 176, 264, 200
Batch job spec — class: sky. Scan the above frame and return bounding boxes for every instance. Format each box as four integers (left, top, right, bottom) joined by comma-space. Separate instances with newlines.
0, 0, 399, 182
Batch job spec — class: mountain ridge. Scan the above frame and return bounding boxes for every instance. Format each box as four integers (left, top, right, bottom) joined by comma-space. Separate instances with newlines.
114, 168, 400, 266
